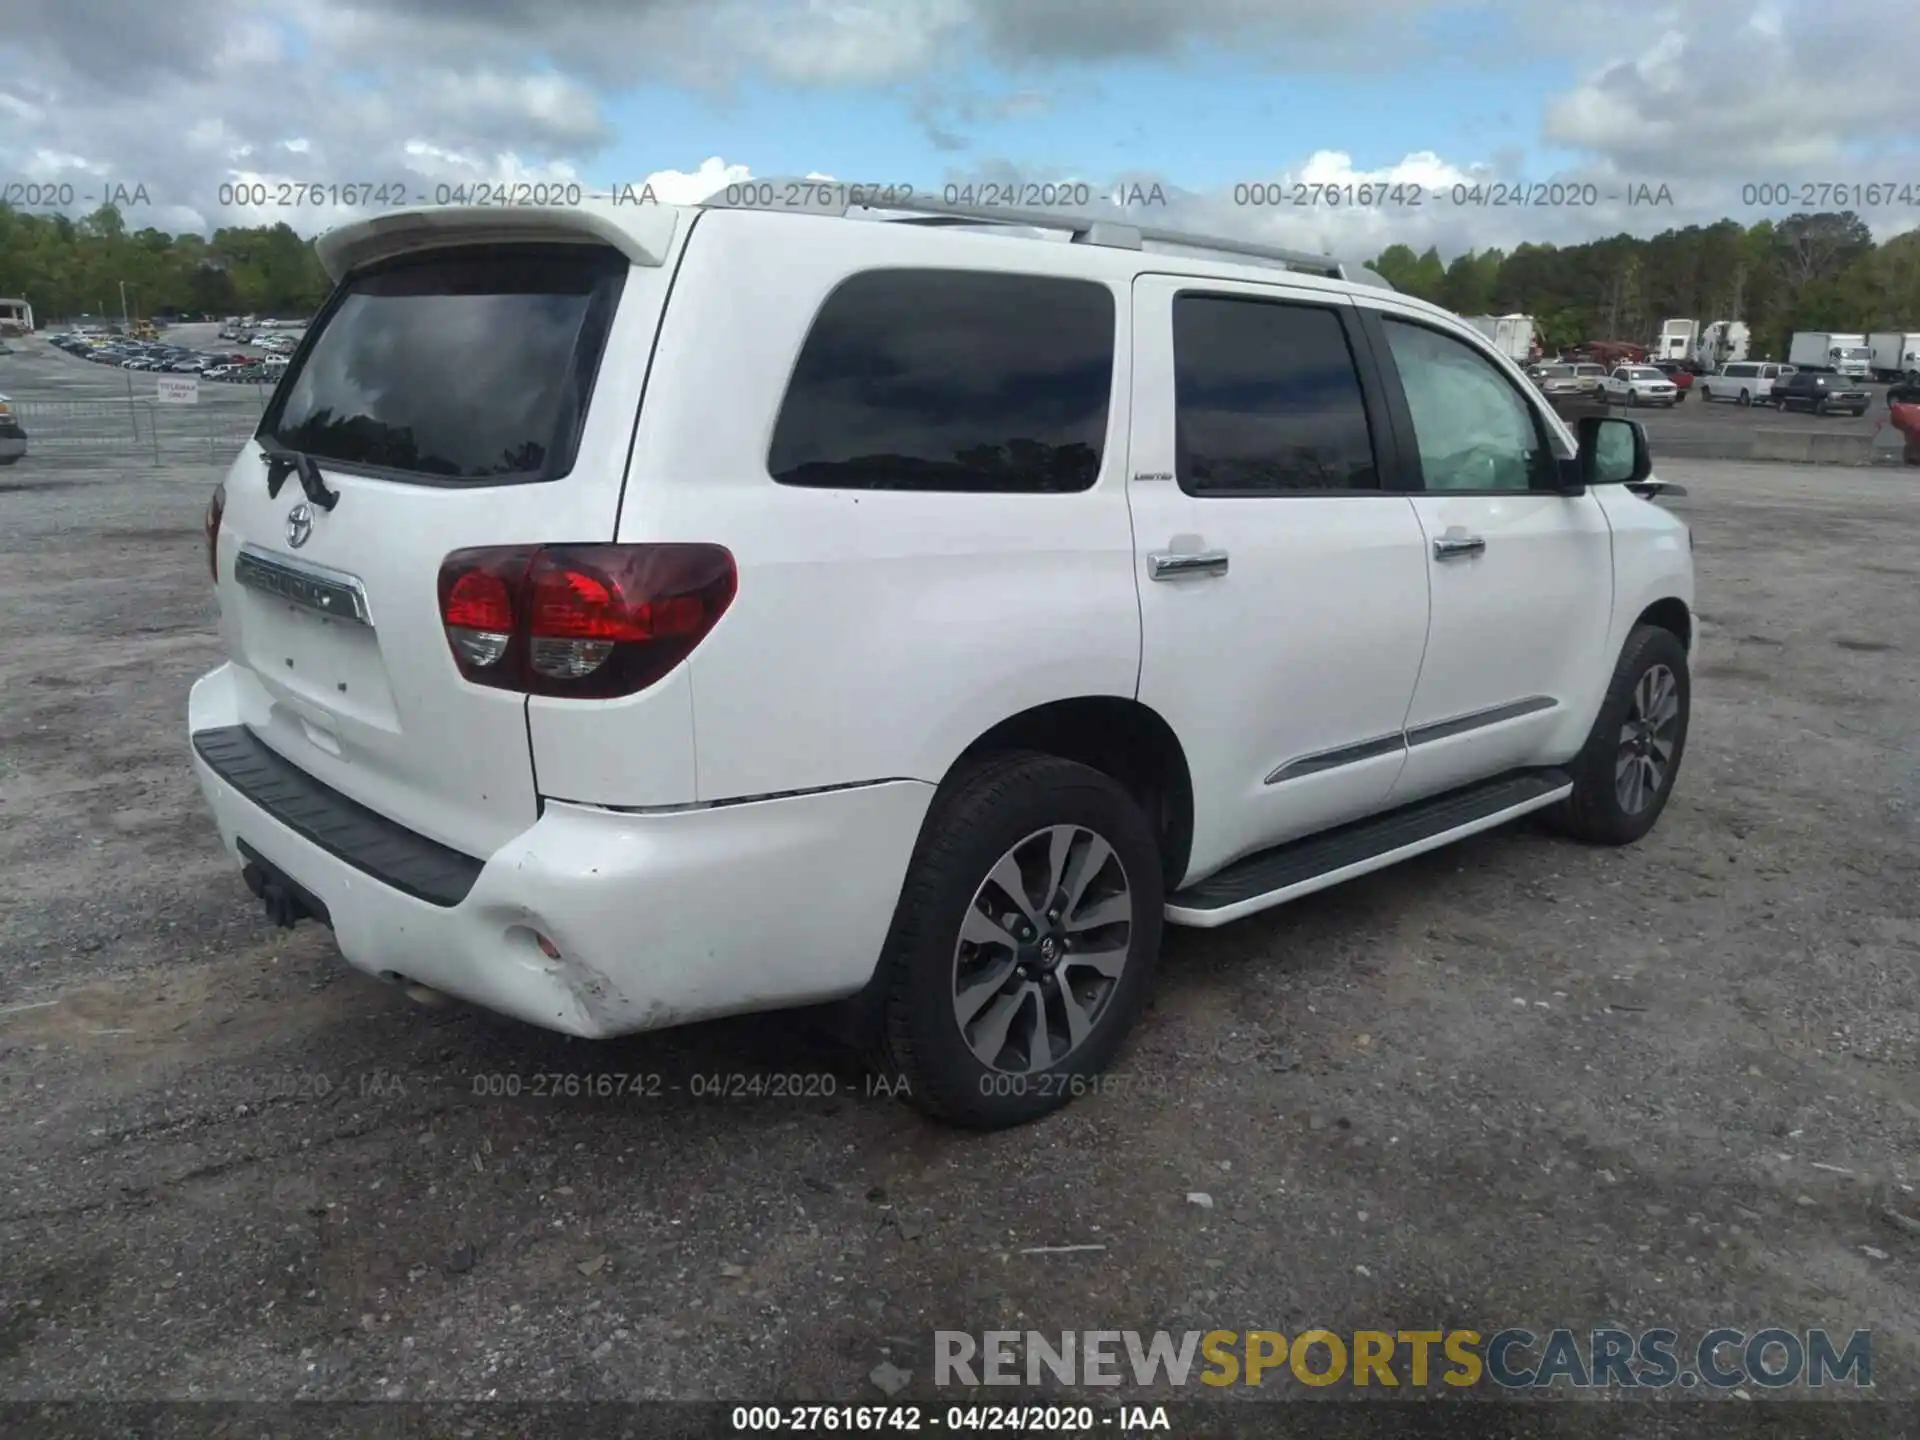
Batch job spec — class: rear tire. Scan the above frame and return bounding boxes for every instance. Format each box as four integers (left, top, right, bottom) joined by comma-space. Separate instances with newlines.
865, 752, 1164, 1130
1738, 389, 1752, 407
1549, 625, 1690, 847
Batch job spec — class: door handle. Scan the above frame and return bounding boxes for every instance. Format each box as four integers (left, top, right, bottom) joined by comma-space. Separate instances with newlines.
1432, 534, 1486, 560
1148, 550, 1229, 581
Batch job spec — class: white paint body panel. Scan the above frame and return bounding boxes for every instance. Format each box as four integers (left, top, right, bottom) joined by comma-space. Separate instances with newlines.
191, 664, 931, 1037
1125, 275, 1429, 882
627, 210, 1142, 801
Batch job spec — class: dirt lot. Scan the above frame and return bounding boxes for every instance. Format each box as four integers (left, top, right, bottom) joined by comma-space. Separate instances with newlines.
1, 343, 1917, 1423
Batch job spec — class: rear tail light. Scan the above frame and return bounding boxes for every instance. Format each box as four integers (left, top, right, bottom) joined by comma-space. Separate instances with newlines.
204, 481, 225, 580
436, 544, 736, 698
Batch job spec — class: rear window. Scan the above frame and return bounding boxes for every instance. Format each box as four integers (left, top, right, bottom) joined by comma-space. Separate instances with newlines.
261, 244, 628, 484
768, 269, 1115, 493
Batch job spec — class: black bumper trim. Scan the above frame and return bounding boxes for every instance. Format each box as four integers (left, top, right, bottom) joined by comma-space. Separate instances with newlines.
192, 725, 485, 907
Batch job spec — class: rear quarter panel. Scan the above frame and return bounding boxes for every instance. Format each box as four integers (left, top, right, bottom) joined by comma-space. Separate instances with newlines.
618, 210, 1143, 802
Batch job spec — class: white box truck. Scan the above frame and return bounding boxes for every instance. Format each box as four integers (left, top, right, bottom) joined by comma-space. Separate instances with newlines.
1464, 313, 1538, 363
1655, 319, 1698, 363
1788, 332, 1872, 377
1867, 331, 1920, 383
1691, 320, 1749, 371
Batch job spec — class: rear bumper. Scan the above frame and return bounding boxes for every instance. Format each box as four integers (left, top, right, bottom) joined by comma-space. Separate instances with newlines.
188, 662, 933, 1038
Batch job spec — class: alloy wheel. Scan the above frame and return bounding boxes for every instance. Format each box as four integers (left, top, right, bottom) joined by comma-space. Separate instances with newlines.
1616, 663, 1680, 814
951, 825, 1133, 1074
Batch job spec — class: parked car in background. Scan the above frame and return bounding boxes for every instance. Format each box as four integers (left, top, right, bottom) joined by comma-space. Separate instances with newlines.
0, 394, 27, 466
1601, 365, 1680, 407
1651, 361, 1694, 397
1529, 363, 1591, 400
1697, 362, 1794, 406
1773, 370, 1870, 417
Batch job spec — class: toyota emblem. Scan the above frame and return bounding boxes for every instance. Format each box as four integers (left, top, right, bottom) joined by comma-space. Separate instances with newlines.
286, 502, 313, 549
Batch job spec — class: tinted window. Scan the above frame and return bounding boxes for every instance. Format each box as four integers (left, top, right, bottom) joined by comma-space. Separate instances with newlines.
1382, 318, 1554, 493
264, 245, 626, 483
768, 270, 1114, 493
1171, 296, 1378, 494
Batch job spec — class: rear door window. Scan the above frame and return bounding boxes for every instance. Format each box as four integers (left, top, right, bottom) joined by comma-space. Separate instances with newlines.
262, 244, 628, 485
1171, 295, 1382, 494
768, 269, 1115, 493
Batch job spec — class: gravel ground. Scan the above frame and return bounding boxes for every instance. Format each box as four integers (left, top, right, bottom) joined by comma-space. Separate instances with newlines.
1, 348, 1917, 1426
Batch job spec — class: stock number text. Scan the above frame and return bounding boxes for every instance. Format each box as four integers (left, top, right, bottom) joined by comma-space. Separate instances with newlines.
1742, 181, 1920, 208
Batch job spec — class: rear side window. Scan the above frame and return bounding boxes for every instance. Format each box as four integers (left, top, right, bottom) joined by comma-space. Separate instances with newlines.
1172, 295, 1379, 494
262, 244, 628, 484
768, 269, 1114, 493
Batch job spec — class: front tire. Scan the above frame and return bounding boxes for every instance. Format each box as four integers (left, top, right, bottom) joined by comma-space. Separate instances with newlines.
1738, 389, 1752, 407
866, 752, 1164, 1129
1550, 625, 1690, 846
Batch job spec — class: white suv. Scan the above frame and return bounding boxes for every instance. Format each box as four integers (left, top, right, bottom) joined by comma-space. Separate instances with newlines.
188, 191, 1696, 1129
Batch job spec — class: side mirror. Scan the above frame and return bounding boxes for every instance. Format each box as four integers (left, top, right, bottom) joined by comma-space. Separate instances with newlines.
1576, 414, 1651, 486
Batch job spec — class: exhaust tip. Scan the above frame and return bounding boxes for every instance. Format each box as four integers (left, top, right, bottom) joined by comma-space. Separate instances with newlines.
403, 982, 449, 1007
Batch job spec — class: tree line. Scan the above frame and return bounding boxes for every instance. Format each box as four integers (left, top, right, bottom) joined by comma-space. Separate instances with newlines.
2, 202, 1917, 358
1369, 211, 1920, 359
0, 205, 329, 322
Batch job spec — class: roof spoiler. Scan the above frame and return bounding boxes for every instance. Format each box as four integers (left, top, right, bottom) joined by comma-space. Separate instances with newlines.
315, 204, 681, 283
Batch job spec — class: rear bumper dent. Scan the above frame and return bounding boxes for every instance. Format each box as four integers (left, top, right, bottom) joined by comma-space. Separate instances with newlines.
189, 663, 934, 1038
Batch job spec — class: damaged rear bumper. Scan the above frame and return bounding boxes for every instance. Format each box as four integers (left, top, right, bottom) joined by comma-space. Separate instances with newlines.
188, 662, 932, 1038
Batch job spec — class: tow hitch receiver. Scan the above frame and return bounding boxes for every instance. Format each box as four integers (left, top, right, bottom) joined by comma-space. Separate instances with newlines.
239, 841, 332, 930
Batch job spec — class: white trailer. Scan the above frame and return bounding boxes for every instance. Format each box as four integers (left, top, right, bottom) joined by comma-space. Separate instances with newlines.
1463, 313, 1537, 363
1655, 318, 1697, 363
1690, 320, 1749, 370
1867, 331, 1920, 383
1787, 332, 1872, 377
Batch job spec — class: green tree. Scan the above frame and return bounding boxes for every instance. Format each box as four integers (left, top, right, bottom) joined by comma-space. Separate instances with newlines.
1367, 210, 1909, 361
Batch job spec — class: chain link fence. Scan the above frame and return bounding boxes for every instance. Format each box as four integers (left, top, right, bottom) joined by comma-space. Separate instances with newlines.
13, 387, 271, 465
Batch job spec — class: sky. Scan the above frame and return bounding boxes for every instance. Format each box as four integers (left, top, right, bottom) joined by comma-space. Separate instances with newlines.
2, 0, 1917, 262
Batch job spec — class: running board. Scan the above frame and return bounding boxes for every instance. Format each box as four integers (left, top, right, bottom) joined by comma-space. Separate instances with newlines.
1165, 767, 1572, 928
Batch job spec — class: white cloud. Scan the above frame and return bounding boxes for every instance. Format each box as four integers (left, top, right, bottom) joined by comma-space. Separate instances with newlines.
0, 0, 1912, 253
632, 157, 754, 205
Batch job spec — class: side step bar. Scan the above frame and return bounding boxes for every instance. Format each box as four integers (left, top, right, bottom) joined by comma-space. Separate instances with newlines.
1166, 767, 1572, 928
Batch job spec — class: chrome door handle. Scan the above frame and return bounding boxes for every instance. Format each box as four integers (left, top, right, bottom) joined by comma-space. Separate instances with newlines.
1148, 550, 1229, 581
1432, 535, 1486, 560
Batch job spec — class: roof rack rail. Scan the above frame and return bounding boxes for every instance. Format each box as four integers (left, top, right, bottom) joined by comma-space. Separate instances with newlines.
696, 178, 1394, 290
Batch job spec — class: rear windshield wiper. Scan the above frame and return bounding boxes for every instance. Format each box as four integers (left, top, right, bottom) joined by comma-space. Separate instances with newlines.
257, 439, 339, 511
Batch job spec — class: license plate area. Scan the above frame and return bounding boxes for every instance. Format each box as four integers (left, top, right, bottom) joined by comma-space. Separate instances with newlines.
234, 545, 371, 626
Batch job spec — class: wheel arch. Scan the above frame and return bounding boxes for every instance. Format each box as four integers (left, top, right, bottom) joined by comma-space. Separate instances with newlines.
947, 696, 1195, 892
1634, 596, 1693, 653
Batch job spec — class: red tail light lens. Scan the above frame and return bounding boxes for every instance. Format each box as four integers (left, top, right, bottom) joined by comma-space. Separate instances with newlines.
204, 482, 225, 581
436, 544, 736, 698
